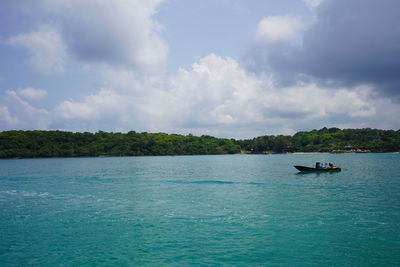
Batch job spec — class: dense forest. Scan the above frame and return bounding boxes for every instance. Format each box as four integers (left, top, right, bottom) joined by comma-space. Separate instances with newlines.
0, 131, 240, 158
238, 127, 400, 153
0, 128, 399, 158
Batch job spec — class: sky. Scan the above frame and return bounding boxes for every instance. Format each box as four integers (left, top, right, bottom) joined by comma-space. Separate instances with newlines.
0, 0, 399, 138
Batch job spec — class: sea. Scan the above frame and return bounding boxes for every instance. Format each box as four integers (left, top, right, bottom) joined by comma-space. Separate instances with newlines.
0, 154, 399, 266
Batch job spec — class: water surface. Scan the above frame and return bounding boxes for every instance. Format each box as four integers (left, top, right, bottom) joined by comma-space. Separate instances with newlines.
1, 154, 399, 266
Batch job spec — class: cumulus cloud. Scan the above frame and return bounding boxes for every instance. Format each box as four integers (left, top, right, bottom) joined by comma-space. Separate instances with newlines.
17, 87, 47, 100
56, 89, 128, 120
0, 55, 396, 137
2, 1, 399, 136
251, 0, 400, 97
299, 0, 400, 95
7, 24, 66, 73
5, 0, 167, 73
53, 88, 154, 132
37, 0, 167, 72
0, 106, 19, 126
164, 55, 395, 135
0, 90, 50, 130
51, 55, 397, 137
255, 15, 303, 44
167, 55, 262, 125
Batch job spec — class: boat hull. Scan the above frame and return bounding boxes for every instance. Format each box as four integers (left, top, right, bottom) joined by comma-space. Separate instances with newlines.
294, 165, 341, 172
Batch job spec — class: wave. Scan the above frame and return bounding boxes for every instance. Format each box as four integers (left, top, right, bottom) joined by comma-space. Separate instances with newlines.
165, 180, 265, 185
2, 190, 52, 198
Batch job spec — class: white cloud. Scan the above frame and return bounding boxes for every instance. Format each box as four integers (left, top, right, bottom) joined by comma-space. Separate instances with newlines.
51, 54, 396, 138
2, 0, 399, 137
35, 0, 167, 72
6, 0, 167, 73
0, 90, 50, 130
255, 15, 303, 44
0, 106, 19, 125
251, 0, 400, 98
0, 53, 395, 137
55, 89, 127, 120
17, 87, 47, 100
326, 87, 376, 117
7, 24, 66, 73
53, 88, 155, 132
166, 55, 381, 136
266, 84, 376, 119
167, 54, 264, 128
304, 0, 324, 8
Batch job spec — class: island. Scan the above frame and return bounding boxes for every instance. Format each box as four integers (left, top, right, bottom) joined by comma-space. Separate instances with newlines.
0, 127, 399, 158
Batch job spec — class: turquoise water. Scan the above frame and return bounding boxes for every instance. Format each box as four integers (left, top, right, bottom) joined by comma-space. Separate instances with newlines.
1, 154, 399, 266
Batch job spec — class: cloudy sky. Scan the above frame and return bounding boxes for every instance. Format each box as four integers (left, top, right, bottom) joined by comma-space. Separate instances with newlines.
0, 0, 399, 138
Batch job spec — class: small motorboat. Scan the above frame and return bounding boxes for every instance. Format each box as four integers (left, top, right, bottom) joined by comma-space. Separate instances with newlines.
294, 165, 341, 172
294, 162, 341, 172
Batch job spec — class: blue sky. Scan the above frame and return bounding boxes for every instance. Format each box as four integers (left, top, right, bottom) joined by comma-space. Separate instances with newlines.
0, 0, 399, 138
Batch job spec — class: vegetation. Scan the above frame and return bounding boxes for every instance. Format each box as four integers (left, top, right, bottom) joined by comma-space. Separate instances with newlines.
238, 127, 400, 153
0, 130, 240, 158
0, 127, 399, 158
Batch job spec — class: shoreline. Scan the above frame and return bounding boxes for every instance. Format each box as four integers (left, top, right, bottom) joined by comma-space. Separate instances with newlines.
1, 151, 399, 160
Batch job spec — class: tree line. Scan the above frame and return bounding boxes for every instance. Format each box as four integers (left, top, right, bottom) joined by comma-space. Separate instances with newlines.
238, 127, 400, 153
0, 128, 399, 158
0, 130, 240, 158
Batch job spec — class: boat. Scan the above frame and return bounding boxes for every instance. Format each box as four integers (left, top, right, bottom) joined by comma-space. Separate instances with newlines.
294, 165, 341, 172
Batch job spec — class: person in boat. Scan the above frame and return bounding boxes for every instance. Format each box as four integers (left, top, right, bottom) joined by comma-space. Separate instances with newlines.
316, 162, 334, 169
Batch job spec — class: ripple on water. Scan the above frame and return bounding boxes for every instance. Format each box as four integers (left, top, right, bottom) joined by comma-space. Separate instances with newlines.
0, 154, 399, 266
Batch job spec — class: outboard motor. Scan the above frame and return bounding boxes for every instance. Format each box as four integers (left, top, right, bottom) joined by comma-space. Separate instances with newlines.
316, 162, 321, 168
